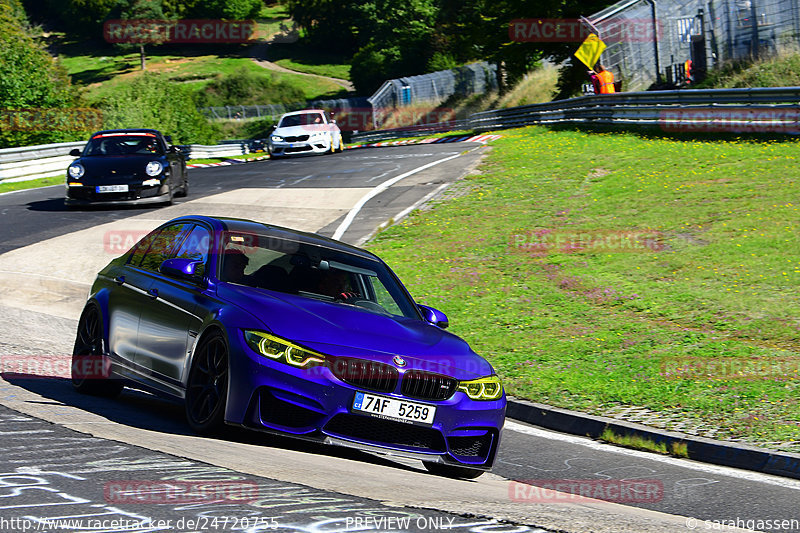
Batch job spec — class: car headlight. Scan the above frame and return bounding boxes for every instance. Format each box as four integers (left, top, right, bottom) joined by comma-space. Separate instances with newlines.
244, 331, 326, 368
145, 161, 163, 177
271, 135, 283, 142
68, 163, 84, 179
458, 375, 504, 400
311, 131, 326, 138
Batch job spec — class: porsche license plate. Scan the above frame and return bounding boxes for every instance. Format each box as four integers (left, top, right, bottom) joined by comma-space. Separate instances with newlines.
352, 392, 436, 426
96, 184, 128, 193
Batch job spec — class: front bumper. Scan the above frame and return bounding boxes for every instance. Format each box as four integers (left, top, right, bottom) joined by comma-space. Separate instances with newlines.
225, 331, 505, 469
269, 138, 331, 157
65, 183, 170, 206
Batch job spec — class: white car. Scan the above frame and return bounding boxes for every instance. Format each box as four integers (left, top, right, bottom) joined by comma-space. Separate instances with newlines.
268, 109, 344, 158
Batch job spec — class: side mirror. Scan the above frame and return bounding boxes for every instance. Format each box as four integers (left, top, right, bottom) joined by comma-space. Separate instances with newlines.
69, 148, 81, 157
164, 135, 173, 144
160, 258, 202, 279
418, 304, 449, 329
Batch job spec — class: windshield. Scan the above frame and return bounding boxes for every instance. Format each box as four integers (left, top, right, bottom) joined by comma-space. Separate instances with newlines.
278, 113, 325, 127
219, 232, 419, 319
84, 133, 163, 156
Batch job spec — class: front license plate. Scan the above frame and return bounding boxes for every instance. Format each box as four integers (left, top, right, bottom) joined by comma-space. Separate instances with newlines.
96, 184, 128, 193
352, 392, 436, 426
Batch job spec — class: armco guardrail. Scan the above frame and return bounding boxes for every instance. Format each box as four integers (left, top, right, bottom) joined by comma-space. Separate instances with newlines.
467, 87, 800, 133
0, 142, 86, 183
353, 87, 800, 141
0, 141, 249, 185
350, 120, 470, 144
179, 143, 248, 160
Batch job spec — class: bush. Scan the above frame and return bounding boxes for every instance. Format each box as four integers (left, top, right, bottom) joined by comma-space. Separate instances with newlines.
193, 67, 306, 108
0, 0, 88, 147
100, 73, 219, 144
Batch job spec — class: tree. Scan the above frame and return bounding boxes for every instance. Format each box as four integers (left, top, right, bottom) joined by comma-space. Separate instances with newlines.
101, 72, 218, 144
348, 0, 439, 93
188, 0, 262, 19
0, 0, 87, 147
114, 0, 168, 71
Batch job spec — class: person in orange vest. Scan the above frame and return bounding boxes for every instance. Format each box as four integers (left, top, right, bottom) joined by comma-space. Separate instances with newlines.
684, 59, 693, 84
595, 64, 616, 93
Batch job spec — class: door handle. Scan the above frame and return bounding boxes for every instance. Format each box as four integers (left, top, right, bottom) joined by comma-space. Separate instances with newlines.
147, 288, 159, 300
114, 276, 125, 285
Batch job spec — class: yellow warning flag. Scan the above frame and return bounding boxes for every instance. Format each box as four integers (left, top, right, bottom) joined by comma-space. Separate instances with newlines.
574, 33, 606, 69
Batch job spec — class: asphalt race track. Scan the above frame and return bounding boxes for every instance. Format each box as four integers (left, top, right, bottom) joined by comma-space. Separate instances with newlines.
0, 144, 797, 533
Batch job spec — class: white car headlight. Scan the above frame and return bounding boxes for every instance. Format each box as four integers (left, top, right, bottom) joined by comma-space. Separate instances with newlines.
68, 163, 84, 179
145, 161, 163, 177
271, 135, 284, 142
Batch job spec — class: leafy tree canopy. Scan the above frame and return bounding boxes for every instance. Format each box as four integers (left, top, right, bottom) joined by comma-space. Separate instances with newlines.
0, 0, 84, 147
101, 72, 219, 144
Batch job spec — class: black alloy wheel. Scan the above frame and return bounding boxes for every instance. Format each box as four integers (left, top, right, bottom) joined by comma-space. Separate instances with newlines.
185, 330, 229, 434
72, 305, 123, 397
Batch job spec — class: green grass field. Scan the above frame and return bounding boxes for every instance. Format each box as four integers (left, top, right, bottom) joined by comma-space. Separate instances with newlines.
56, 40, 347, 104
267, 43, 351, 81
367, 126, 800, 450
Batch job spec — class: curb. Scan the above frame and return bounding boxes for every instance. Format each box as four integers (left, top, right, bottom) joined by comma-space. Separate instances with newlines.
187, 155, 269, 168
507, 398, 800, 480
348, 134, 502, 150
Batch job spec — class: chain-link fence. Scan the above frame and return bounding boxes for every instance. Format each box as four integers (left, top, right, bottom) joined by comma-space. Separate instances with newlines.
587, 0, 800, 91
200, 63, 497, 132
200, 97, 370, 123
367, 62, 498, 129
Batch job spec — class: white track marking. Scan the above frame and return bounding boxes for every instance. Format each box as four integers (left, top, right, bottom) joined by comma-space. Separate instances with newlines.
332, 153, 463, 240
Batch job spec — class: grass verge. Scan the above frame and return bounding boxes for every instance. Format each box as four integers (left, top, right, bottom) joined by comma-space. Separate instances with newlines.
366, 126, 800, 451
599, 428, 689, 457
0, 176, 63, 195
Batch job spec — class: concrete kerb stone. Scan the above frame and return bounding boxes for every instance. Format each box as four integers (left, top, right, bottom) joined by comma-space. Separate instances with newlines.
507, 397, 800, 481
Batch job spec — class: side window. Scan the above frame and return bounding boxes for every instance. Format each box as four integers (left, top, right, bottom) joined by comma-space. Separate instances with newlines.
139, 223, 191, 272
173, 225, 211, 279
128, 229, 160, 267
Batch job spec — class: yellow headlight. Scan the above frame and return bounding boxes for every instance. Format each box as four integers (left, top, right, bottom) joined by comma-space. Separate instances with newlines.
244, 331, 325, 368
458, 375, 504, 400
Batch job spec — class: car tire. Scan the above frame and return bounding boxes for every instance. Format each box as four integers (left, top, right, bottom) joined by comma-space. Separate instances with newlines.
72, 304, 123, 398
185, 330, 229, 435
422, 461, 485, 479
164, 183, 174, 206
175, 174, 189, 197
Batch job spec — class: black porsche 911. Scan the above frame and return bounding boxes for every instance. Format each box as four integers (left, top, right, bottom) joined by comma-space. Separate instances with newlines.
65, 129, 188, 207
